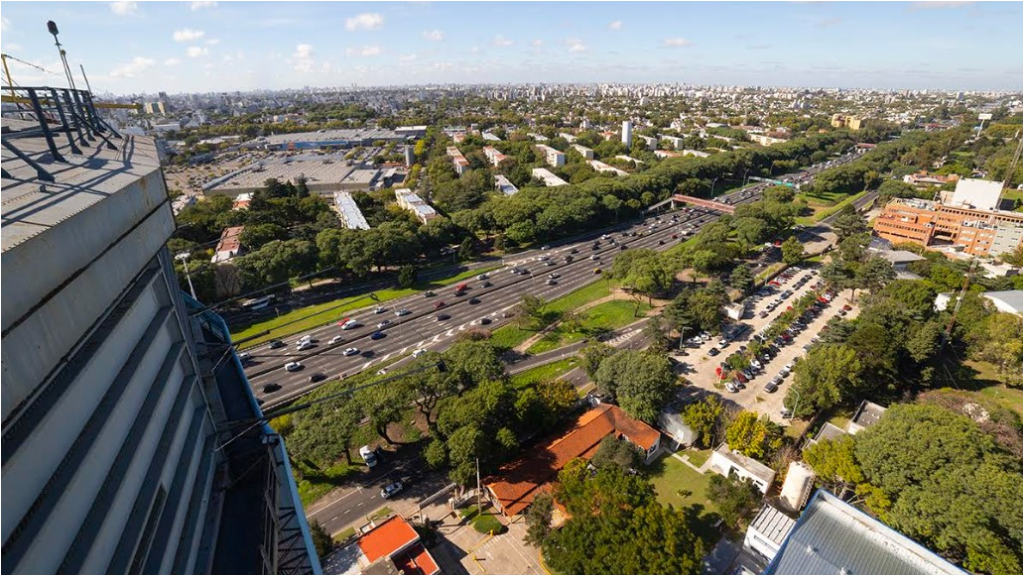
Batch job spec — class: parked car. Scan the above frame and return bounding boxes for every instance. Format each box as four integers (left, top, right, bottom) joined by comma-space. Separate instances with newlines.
735, 372, 749, 384
708, 347, 720, 357
726, 381, 740, 393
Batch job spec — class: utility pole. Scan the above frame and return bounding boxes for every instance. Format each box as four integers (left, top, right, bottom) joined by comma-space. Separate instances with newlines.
176, 252, 198, 300
475, 457, 482, 514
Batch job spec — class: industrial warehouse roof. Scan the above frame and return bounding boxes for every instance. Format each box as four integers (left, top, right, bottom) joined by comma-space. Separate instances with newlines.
253, 128, 409, 146
765, 490, 965, 575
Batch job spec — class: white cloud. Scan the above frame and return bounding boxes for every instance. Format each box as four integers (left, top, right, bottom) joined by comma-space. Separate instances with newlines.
190, 1, 218, 10
164, 57, 181, 66
187, 46, 209, 58
399, 53, 418, 63
492, 35, 514, 47
5, 43, 22, 51
662, 37, 693, 47
608, 20, 623, 30
173, 28, 205, 42
110, 56, 155, 78
346, 45, 381, 57
345, 13, 384, 31
291, 43, 315, 72
206, 38, 221, 45
470, 46, 481, 54
422, 29, 444, 41
532, 39, 543, 47
566, 38, 587, 53
109, 2, 138, 16
1, 16, 10, 32
908, 1, 974, 10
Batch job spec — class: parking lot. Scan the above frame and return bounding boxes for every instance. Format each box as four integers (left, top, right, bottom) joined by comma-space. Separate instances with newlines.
674, 266, 858, 424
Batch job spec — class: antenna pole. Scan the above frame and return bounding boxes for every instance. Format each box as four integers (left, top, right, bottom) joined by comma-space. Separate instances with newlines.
79, 64, 93, 94
47, 21, 78, 92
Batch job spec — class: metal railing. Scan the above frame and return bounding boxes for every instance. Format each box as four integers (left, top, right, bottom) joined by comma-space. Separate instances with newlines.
1, 85, 121, 182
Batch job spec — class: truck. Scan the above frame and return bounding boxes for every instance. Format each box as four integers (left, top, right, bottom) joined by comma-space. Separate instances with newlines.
359, 445, 378, 468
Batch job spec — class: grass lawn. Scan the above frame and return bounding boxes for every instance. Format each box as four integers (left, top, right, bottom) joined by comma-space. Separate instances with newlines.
665, 235, 701, 256
683, 448, 712, 468
296, 462, 360, 506
460, 505, 508, 535
489, 279, 619, 351
232, 264, 501, 346
510, 358, 579, 389
796, 190, 868, 225
647, 455, 722, 543
332, 526, 356, 543
527, 299, 650, 354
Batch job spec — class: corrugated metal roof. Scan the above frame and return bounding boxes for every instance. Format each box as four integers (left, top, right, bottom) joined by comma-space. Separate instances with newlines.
766, 490, 966, 575
749, 505, 796, 546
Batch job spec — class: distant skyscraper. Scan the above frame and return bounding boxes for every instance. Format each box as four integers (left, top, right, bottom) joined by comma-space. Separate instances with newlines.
622, 120, 633, 148
1, 86, 319, 574
405, 144, 415, 167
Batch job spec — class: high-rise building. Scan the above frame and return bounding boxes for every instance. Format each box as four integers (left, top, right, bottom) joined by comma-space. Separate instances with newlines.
1, 86, 319, 574
621, 120, 633, 148
404, 145, 415, 168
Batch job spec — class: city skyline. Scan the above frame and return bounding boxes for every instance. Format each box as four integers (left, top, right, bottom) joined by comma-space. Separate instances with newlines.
1, 1, 1022, 94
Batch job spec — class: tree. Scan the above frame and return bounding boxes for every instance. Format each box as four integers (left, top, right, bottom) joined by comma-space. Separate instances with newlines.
967, 312, 1023, 387
854, 404, 1022, 574
525, 492, 554, 546
643, 316, 672, 353
398, 265, 417, 288
706, 474, 762, 529
803, 435, 864, 496
725, 411, 783, 460
664, 286, 727, 335
594, 350, 676, 422
855, 256, 896, 293
682, 395, 724, 449
591, 435, 642, 471
780, 236, 805, 265
513, 294, 546, 330
236, 238, 318, 288
358, 380, 414, 445
308, 519, 335, 558
578, 342, 615, 379
458, 236, 474, 261
729, 264, 754, 293
239, 223, 288, 250
830, 205, 868, 240
786, 344, 862, 417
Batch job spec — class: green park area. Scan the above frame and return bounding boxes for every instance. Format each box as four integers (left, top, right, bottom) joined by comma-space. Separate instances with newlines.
526, 299, 651, 354
232, 264, 500, 346
647, 455, 722, 542
510, 358, 579, 389
795, 190, 868, 225
488, 279, 619, 351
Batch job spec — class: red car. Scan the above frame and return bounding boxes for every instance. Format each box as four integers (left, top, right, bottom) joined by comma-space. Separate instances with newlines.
434, 301, 446, 309
735, 372, 749, 383
842, 304, 853, 311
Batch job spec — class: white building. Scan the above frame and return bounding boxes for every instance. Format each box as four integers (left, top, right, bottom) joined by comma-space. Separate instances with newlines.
661, 135, 685, 150
446, 146, 469, 176
494, 174, 519, 196
395, 188, 439, 223
621, 120, 633, 148
572, 144, 594, 160
531, 168, 569, 187
682, 149, 711, 158
588, 159, 628, 176
211, 225, 245, 263
639, 135, 658, 151
535, 144, 566, 167
558, 132, 578, 143
334, 191, 372, 230
708, 444, 776, 493
744, 505, 796, 563
949, 178, 1003, 211
483, 146, 507, 167
1, 94, 318, 574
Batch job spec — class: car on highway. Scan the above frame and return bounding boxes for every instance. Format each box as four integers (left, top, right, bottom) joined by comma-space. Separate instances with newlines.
482, 281, 493, 287
594, 268, 602, 274
374, 306, 387, 314
434, 301, 447, 309
328, 335, 344, 345
412, 348, 427, 357
424, 290, 436, 297
340, 319, 361, 330
590, 254, 600, 261
395, 308, 411, 317
544, 260, 556, 267
309, 373, 327, 383
546, 278, 557, 285
477, 273, 489, 280
537, 255, 550, 261
268, 339, 285, 350
296, 340, 315, 351
436, 313, 451, 321
284, 361, 303, 372
478, 317, 492, 325
370, 331, 386, 340
262, 383, 282, 394
541, 244, 551, 250
238, 352, 252, 363
343, 347, 360, 356
377, 320, 392, 329
569, 247, 579, 254
620, 244, 628, 250
548, 273, 560, 279
381, 480, 405, 499
468, 297, 481, 304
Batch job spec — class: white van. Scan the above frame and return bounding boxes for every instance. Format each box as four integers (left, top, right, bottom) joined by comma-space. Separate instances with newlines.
359, 445, 378, 468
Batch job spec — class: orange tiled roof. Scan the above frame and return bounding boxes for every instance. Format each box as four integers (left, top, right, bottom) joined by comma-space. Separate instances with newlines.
392, 543, 440, 575
215, 226, 244, 253
484, 404, 660, 516
357, 516, 419, 564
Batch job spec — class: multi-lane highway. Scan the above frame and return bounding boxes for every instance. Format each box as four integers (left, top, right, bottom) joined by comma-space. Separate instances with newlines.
242, 155, 860, 408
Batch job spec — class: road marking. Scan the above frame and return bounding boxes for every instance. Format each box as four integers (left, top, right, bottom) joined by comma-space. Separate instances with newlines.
399, 346, 409, 354
381, 353, 393, 361
445, 329, 454, 337
432, 334, 441, 342
458, 324, 467, 331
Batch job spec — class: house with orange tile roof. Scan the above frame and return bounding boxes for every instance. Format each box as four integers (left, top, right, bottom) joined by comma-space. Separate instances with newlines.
484, 403, 661, 517
211, 225, 245, 264
323, 515, 440, 575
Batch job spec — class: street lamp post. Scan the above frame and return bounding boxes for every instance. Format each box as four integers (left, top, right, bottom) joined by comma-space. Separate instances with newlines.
709, 176, 720, 197
175, 252, 197, 300
784, 388, 801, 420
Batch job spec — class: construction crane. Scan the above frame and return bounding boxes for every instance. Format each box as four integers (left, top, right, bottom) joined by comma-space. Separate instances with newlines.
1, 52, 140, 110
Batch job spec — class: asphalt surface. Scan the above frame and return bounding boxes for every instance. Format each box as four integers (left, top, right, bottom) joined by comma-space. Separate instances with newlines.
243, 154, 861, 409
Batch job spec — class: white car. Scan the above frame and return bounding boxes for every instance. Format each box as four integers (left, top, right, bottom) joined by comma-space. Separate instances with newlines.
328, 335, 344, 345
284, 361, 303, 372
298, 334, 313, 344
412, 348, 427, 358
296, 340, 315, 351
376, 320, 392, 329
395, 309, 411, 317
537, 255, 549, 261
341, 320, 360, 330
476, 273, 489, 280
238, 352, 252, 362
374, 306, 387, 314
343, 347, 360, 357
750, 359, 763, 370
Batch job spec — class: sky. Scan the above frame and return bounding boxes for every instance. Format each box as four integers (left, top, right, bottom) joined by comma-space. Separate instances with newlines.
1, 1, 1021, 95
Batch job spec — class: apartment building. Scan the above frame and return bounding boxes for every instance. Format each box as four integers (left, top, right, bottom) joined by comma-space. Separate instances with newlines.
588, 160, 629, 176
395, 188, 439, 223
873, 197, 1023, 257
903, 171, 959, 187
572, 144, 594, 160
830, 113, 865, 130
1, 87, 318, 574
621, 120, 633, 147
535, 144, 566, 167
446, 146, 470, 175
483, 145, 507, 167
494, 174, 519, 196
531, 168, 569, 187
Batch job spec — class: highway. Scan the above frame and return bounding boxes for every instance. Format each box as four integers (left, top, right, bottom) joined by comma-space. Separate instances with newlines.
241, 154, 860, 408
